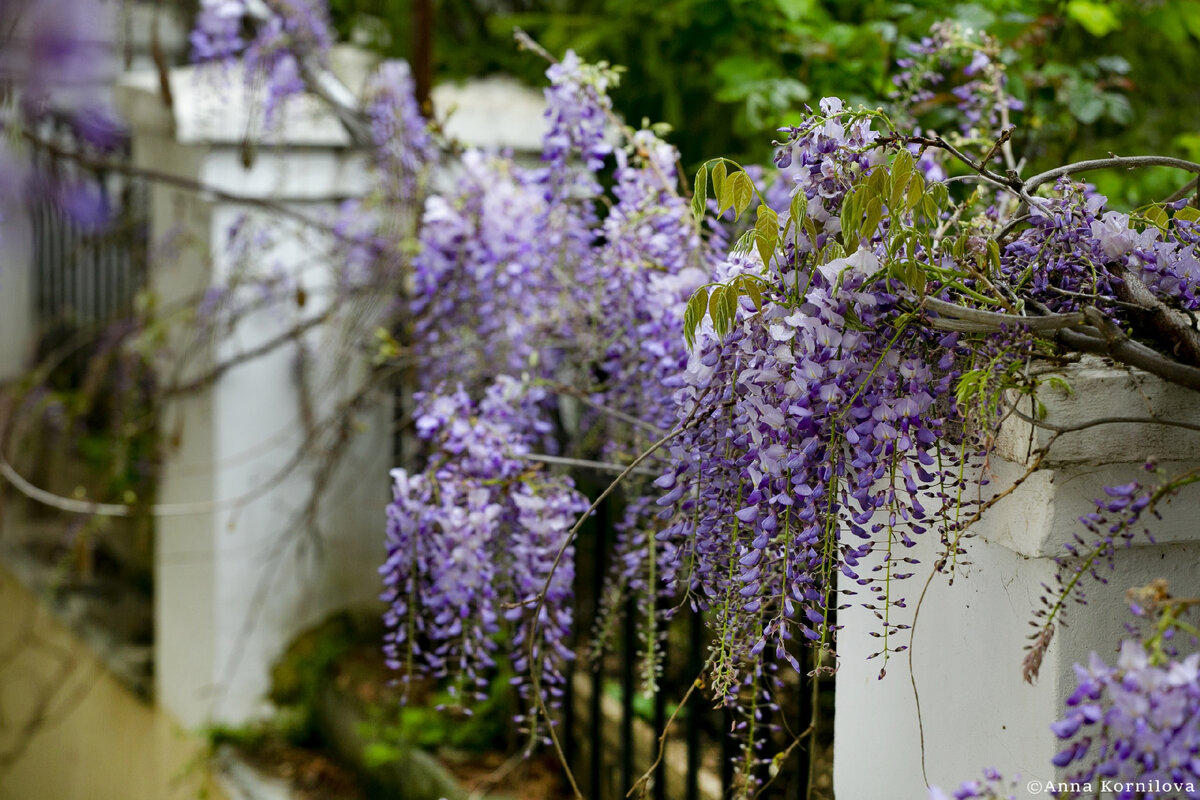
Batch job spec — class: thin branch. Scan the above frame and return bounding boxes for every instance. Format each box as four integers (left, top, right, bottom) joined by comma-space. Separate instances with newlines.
1057, 311, 1200, 392
166, 307, 339, 397
1024, 155, 1200, 193
625, 673, 704, 799
16, 124, 369, 242
908, 568, 936, 790
1010, 407, 1200, 436
910, 437, 1055, 786
1164, 177, 1199, 205
519, 452, 659, 476
536, 379, 669, 435
747, 722, 815, 800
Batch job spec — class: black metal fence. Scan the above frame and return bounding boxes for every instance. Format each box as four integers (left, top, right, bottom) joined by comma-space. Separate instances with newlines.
562, 499, 828, 800
27, 112, 148, 368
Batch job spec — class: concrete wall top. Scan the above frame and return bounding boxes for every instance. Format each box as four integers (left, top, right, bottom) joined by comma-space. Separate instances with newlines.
994, 355, 1200, 467
116, 48, 549, 155
431, 76, 548, 153
115, 61, 358, 148
965, 354, 1200, 557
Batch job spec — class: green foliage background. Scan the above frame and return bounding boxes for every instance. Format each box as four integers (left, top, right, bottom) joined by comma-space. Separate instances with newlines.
330, 0, 1200, 204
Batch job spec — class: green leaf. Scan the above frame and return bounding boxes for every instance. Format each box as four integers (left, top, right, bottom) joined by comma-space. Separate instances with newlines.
742, 277, 764, 311
789, 192, 807, 226
890, 149, 914, 209
987, 239, 1002, 275
920, 191, 940, 223
1067, 83, 1106, 125
867, 167, 890, 202
905, 172, 925, 212
841, 187, 862, 252
861, 196, 883, 244
804, 217, 821, 251
684, 289, 708, 349
903, 259, 927, 294
1042, 374, 1074, 397
712, 160, 728, 208
729, 171, 755, 221
755, 204, 779, 266
708, 287, 727, 337
707, 286, 722, 321
1143, 204, 1169, 228
1066, 0, 1121, 37
692, 166, 708, 223
1176, 207, 1200, 224
929, 182, 949, 209
721, 281, 739, 325
951, 235, 966, 261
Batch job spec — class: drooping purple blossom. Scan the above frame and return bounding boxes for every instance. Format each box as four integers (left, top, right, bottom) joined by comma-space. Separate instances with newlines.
190, 0, 333, 124
381, 378, 587, 730
365, 60, 436, 205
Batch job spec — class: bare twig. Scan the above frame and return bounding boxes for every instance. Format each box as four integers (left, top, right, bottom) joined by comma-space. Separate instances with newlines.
519, 452, 659, 476
536, 379, 669, 435
1024, 155, 1200, 193
625, 674, 704, 799
1010, 407, 1200, 436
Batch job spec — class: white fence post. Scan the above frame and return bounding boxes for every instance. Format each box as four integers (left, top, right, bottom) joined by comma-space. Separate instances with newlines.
834, 356, 1200, 796
115, 59, 390, 728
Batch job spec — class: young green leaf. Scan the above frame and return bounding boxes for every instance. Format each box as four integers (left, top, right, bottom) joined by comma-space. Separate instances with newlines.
986, 239, 1002, 275
1143, 203, 1169, 228
841, 187, 862, 252
789, 191, 808, 227
729, 171, 755, 221
862, 196, 884, 244
905, 172, 925, 212
692, 165, 708, 223
867, 167, 890, 202
891, 149, 914, 206
742, 276, 764, 311
712, 160, 728, 209
1177, 206, 1200, 224
755, 204, 779, 266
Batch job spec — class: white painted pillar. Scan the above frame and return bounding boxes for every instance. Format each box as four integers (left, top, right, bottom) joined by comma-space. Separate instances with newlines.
116, 62, 390, 728
835, 357, 1200, 796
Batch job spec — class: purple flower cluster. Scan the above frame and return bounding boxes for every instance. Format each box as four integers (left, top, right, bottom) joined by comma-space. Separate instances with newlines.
381, 378, 587, 722
365, 60, 436, 205
590, 129, 713, 438
1051, 642, 1200, 798
929, 768, 1017, 800
892, 21, 1023, 136
773, 97, 885, 242
0, 0, 129, 227
409, 149, 591, 392
542, 51, 616, 188
190, 0, 333, 122
654, 242, 958, 699
1001, 180, 1200, 320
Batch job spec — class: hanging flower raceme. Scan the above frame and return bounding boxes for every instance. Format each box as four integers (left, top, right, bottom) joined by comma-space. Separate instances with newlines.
190, 0, 334, 122
365, 60, 436, 205
381, 378, 587, 726
409, 150, 592, 394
